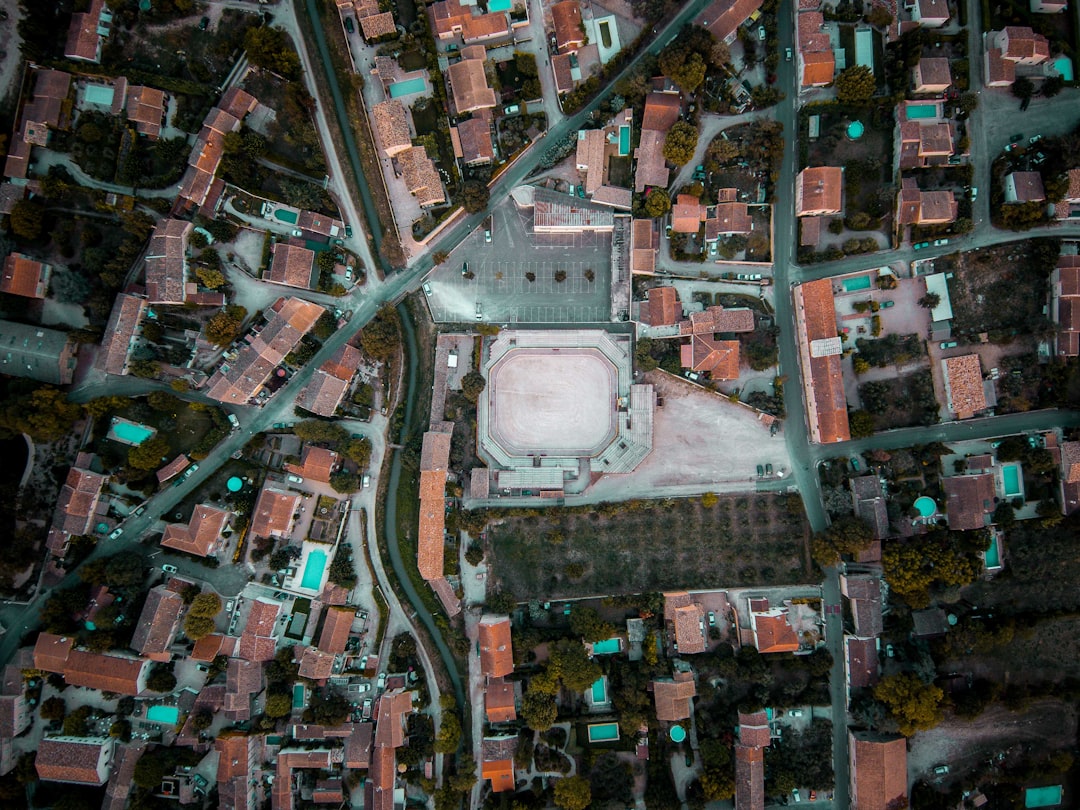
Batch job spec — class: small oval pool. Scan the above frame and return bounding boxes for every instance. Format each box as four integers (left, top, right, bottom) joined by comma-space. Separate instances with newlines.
847, 121, 865, 139
914, 496, 937, 518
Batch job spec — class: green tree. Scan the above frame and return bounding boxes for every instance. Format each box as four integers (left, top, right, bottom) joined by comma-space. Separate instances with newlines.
1011, 76, 1034, 101
461, 180, 490, 214
811, 515, 873, 565
183, 614, 216, 640
344, 437, 372, 467
643, 189, 672, 217
1041, 75, 1065, 97
849, 409, 875, 438
835, 65, 876, 104
433, 710, 462, 754
360, 306, 401, 361
569, 606, 616, 643
146, 665, 178, 693
195, 266, 226, 289
294, 419, 349, 444
62, 706, 92, 737
204, 305, 248, 346
243, 26, 301, 78
918, 292, 940, 309
127, 435, 171, 471
521, 686, 558, 731
330, 471, 360, 493
40, 697, 66, 721
2, 387, 82, 441
189, 592, 222, 617
549, 639, 601, 692
265, 693, 292, 718
658, 44, 706, 93
461, 370, 486, 403
663, 121, 699, 167
865, 4, 892, 27
9, 200, 44, 241
554, 775, 592, 810
873, 673, 944, 736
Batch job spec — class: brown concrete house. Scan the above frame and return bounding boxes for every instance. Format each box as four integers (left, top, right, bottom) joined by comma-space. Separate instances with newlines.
0, 253, 50, 299
849, 731, 907, 810
796, 167, 843, 216
129, 585, 184, 661
653, 672, 696, 722
36, 737, 115, 785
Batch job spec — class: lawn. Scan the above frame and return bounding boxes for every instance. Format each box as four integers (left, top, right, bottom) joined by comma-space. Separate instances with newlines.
931, 239, 1058, 339
399, 50, 426, 71
488, 493, 810, 599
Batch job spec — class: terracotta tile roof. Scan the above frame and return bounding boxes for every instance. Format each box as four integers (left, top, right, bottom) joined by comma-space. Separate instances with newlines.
367, 745, 396, 810
219, 87, 258, 119
318, 606, 354, 654
738, 710, 771, 747
917, 122, 954, 158
64, 0, 106, 62
360, 11, 397, 39
34, 633, 74, 673
552, 0, 584, 50
129, 586, 184, 659
430, 0, 470, 37
635, 130, 670, 192
552, 52, 578, 94
850, 731, 907, 810
345, 722, 374, 768
913, 57, 951, 91
802, 49, 835, 85
672, 194, 706, 233
224, 659, 264, 720
1064, 169, 1080, 203
462, 11, 510, 42
847, 637, 880, 689
321, 343, 363, 380
144, 218, 191, 304
916, 0, 949, 19
373, 690, 413, 748
485, 678, 517, 722
458, 116, 494, 165
97, 293, 147, 375
631, 219, 657, 273
156, 455, 190, 484
296, 369, 350, 417
798, 11, 829, 48
190, 633, 236, 661
642, 286, 680, 327
665, 592, 706, 654
796, 167, 843, 216
706, 200, 752, 237
752, 608, 800, 653
678, 306, 755, 335
795, 280, 849, 443
312, 778, 344, 804
249, 487, 300, 538
36, 737, 112, 785
984, 47, 1015, 86
216, 734, 256, 782
372, 100, 412, 157
695, 0, 763, 42
398, 146, 446, 207
1, 252, 50, 298
1065, 441, 1080, 484
64, 650, 148, 694
0, 691, 30, 738
943, 354, 986, 418
680, 334, 740, 379
478, 615, 514, 677
125, 86, 165, 138
239, 597, 281, 662
481, 757, 515, 792
161, 504, 231, 557
285, 445, 341, 484
418, 429, 452, 580
448, 55, 497, 115
735, 743, 765, 810
50, 461, 108, 537
943, 473, 995, 531
1001, 26, 1049, 61
1005, 171, 1045, 203
591, 185, 633, 209
102, 742, 144, 810
266, 243, 316, 289
298, 646, 336, 680
653, 674, 696, 722
642, 92, 681, 132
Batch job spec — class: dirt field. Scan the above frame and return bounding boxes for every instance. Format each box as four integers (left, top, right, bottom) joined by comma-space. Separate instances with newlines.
487, 492, 810, 599
908, 700, 1077, 783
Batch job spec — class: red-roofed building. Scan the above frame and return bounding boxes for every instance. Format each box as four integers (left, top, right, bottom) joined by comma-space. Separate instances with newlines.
36, 737, 114, 785
849, 731, 907, 810
846, 636, 880, 689
97, 293, 147, 376
224, 659, 264, 722
1004, 171, 1046, 203
653, 672, 696, 722
793, 279, 850, 443
642, 92, 681, 131
285, 445, 341, 484
796, 167, 844, 216
250, 487, 301, 539
751, 606, 800, 653
239, 597, 281, 662
897, 178, 958, 225
161, 504, 231, 558
64, 0, 110, 63
485, 678, 517, 723
735, 744, 765, 810
695, 0, 764, 42
478, 615, 514, 678
318, 606, 354, 655
0, 253, 50, 299
664, 592, 706, 654
640, 286, 681, 327
190, 633, 237, 662
64, 650, 149, 695
145, 218, 192, 304
994, 26, 1051, 64
943, 473, 995, 531
216, 734, 261, 810
46, 454, 108, 559
266, 243, 316, 289
418, 429, 451, 581
129, 585, 184, 661
1054, 255, 1080, 357
671, 194, 706, 233
681, 335, 741, 379
1060, 440, 1080, 515
942, 354, 986, 419
551, 0, 585, 51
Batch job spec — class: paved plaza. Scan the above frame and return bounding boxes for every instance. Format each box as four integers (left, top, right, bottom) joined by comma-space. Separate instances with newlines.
423, 197, 613, 324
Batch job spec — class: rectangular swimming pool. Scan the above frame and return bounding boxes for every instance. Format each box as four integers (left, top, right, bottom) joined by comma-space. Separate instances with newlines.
843, 275, 872, 292
488, 0, 512, 10
907, 103, 938, 119
1002, 463, 1023, 498
587, 722, 620, 743
591, 678, 607, 703
854, 28, 874, 69
389, 77, 427, 98
1054, 57, 1074, 81
592, 637, 621, 654
293, 683, 305, 710
300, 549, 328, 590
618, 125, 630, 156
1025, 785, 1062, 808
274, 208, 299, 225
984, 534, 1002, 569
108, 417, 157, 446
85, 84, 115, 106
147, 705, 179, 724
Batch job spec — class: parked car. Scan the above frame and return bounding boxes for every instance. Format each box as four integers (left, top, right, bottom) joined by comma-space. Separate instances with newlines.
785, 47, 792, 60
484, 229, 491, 243
461, 261, 469, 276
423, 283, 431, 295
880, 300, 895, 308
362, 475, 371, 488
765, 463, 773, 475
162, 564, 178, 574
933, 238, 949, 246
757, 464, 764, 477
287, 474, 304, 484
225, 601, 235, 612
940, 340, 958, 349
850, 457, 860, 470
344, 16, 354, 32
809, 790, 817, 801
970, 187, 978, 201
377, 673, 387, 690
708, 611, 716, 626
108, 527, 124, 540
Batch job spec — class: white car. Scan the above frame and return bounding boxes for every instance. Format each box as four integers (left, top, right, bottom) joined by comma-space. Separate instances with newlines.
162, 564, 178, 574
287, 474, 304, 484
108, 527, 124, 540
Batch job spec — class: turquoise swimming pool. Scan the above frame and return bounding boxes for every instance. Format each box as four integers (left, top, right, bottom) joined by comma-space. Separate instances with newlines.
108, 418, 157, 446
907, 103, 938, 119
389, 77, 427, 98
618, 125, 630, 156
847, 121, 865, 139
587, 722, 620, 743
488, 0, 511, 10
843, 275, 873, 292
85, 84, 115, 106
984, 534, 1001, 569
1002, 463, 1023, 498
147, 705, 179, 724
1025, 785, 1062, 808
274, 208, 298, 225
591, 678, 607, 703
1054, 57, 1074, 81
293, 683, 305, 709
670, 725, 687, 743
914, 496, 937, 518
300, 549, 328, 590
592, 637, 621, 654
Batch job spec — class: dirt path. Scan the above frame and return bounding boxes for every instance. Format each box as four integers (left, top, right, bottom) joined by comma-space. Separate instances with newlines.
0, 0, 23, 110
908, 699, 1077, 782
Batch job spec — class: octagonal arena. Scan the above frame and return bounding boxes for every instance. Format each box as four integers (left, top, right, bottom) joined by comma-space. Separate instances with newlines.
487, 348, 617, 457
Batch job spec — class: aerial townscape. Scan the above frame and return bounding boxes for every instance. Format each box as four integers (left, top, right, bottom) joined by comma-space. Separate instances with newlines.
0, 0, 1079, 806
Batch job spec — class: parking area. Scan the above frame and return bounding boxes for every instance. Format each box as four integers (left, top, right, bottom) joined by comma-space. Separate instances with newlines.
423, 198, 613, 324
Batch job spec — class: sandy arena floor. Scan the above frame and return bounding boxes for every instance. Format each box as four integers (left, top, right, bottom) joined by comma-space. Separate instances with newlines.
488, 348, 616, 456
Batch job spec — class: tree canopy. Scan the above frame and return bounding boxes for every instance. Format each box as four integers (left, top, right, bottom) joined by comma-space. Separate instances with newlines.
127, 435, 171, 471
554, 775, 592, 810
204, 305, 248, 346
663, 121, 700, 167
294, 419, 349, 444
569, 606, 616, 643
462, 181, 489, 214
835, 65, 876, 104
811, 515, 874, 566
643, 189, 672, 218
360, 307, 401, 361
189, 592, 222, 617
243, 26, 301, 79
873, 672, 944, 736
